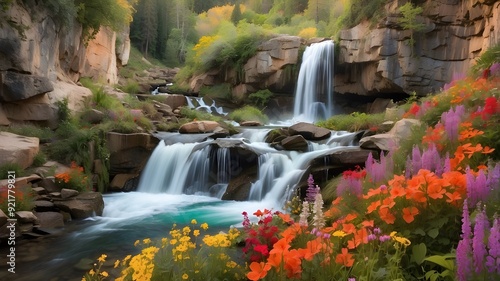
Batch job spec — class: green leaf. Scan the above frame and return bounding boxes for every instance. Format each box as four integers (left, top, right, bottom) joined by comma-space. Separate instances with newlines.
427, 228, 439, 238
424, 255, 455, 271
412, 243, 427, 265
414, 228, 426, 236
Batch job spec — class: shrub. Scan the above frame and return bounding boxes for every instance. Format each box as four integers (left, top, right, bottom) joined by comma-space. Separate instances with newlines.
199, 84, 232, 100
119, 79, 140, 95
249, 89, 274, 107
180, 107, 222, 122
229, 105, 269, 124
3, 124, 54, 143
32, 151, 47, 167
55, 97, 71, 122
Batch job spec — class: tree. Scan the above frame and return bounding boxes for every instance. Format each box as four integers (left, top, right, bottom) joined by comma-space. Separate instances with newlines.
231, 1, 242, 24
398, 2, 425, 51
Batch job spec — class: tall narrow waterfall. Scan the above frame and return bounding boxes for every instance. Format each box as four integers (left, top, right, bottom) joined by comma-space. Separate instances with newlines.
293, 40, 335, 122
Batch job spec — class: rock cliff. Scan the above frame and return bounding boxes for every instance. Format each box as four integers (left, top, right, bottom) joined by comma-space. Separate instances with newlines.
0, 1, 127, 126
188, 0, 499, 102
336, 0, 500, 97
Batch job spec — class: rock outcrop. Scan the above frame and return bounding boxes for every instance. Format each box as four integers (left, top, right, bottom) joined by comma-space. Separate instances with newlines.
336, 0, 500, 96
0, 132, 39, 169
0, 2, 128, 124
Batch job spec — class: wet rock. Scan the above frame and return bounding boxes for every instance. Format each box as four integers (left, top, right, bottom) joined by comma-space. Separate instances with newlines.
240, 121, 263, 126
179, 121, 221, 134
34, 212, 64, 228
289, 122, 331, 140
110, 174, 139, 191
281, 135, 308, 151
53, 192, 104, 219
32, 186, 47, 195
222, 166, 258, 201
107, 132, 159, 175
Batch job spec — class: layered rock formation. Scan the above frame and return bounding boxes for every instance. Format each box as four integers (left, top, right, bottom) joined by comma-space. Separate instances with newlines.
336, 0, 500, 96
0, 1, 126, 125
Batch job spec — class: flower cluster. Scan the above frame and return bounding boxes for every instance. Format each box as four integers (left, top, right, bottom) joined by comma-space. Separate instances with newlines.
54, 161, 90, 192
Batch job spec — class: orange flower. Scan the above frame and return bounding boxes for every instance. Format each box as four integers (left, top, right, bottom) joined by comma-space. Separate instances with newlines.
378, 207, 396, 224
390, 185, 406, 198
269, 238, 291, 255
345, 213, 358, 222
278, 213, 293, 224
335, 248, 354, 267
342, 223, 356, 235
361, 220, 374, 228
402, 207, 419, 223
347, 227, 368, 249
366, 200, 381, 214
445, 191, 462, 205
247, 262, 271, 281
298, 238, 323, 261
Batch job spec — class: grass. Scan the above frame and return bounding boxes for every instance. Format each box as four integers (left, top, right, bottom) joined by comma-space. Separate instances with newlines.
0, 162, 24, 180
228, 105, 269, 124
180, 107, 222, 122
317, 112, 385, 132
1, 124, 54, 143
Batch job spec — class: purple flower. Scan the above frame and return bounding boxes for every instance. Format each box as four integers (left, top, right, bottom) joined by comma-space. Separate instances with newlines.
486, 217, 500, 274
306, 174, 319, 202
373, 227, 382, 235
367, 234, 377, 241
467, 168, 489, 207
441, 105, 465, 142
379, 235, 391, 242
472, 208, 489, 274
456, 200, 472, 281
365, 152, 393, 183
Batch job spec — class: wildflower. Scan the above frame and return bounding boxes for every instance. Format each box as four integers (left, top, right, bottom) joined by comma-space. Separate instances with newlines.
100, 271, 109, 277
191, 219, 197, 224
142, 238, 151, 244
335, 248, 355, 267
312, 193, 325, 229
456, 200, 472, 281
200, 223, 209, 230
472, 208, 489, 274
114, 260, 120, 268
193, 229, 200, 237
97, 254, 107, 262
486, 217, 500, 274
306, 174, 320, 202
182, 273, 189, 280
247, 262, 271, 281
299, 201, 310, 226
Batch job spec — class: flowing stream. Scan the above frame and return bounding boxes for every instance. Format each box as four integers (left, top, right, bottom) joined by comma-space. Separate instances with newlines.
3, 40, 348, 281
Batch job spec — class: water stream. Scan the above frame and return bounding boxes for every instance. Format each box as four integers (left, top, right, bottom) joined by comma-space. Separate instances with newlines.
4, 39, 348, 280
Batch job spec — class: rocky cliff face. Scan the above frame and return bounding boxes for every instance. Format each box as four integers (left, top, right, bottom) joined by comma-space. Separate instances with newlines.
336, 0, 500, 97
0, 1, 127, 126
188, 0, 499, 103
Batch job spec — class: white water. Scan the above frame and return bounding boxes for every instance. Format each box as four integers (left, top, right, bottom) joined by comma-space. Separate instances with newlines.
186, 96, 228, 116
293, 40, 335, 123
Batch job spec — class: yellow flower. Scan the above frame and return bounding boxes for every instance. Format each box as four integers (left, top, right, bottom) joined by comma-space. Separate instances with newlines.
182, 226, 191, 235
390, 231, 411, 246
332, 230, 347, 237
134, 240, 140, 246
170, 239, 178, 245
100, 271, 109, 277
89, 269, 95, 276
114, 260, 120, 268
191, 219, 197, 224
182, 273, 189, 280
200, 223, 209, 230
143, 238, 151, 244
226, 261, 237, 268
97, 254, 107, 263
193, 230, 200, 237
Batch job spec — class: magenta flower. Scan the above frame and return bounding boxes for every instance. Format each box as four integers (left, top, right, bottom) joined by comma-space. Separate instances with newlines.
486, 217, 500, 274
456, 200, 472, 281
472, 208, 489, 274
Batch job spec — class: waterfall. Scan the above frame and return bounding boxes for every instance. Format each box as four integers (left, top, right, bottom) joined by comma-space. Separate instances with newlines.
293, 40, 335, 123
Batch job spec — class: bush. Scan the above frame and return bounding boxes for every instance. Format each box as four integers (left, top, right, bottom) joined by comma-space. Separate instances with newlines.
199, 84, 232, 100
180, 107, 222, 122
54, 162, 91, 192
229, 106, 269, 124
55, 97, 71, 122
32, 151, 47, 167
120, 79, 140, 95
0, 184, 34, 215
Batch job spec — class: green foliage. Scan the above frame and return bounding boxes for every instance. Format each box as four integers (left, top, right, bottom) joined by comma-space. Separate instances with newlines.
230, 2, 242, 24
199, 84, 232, 100
471, 44, 500, 75
317, 112, 385, 132
0, 162, 24, 180
398, 2, 425, 48
249, 89, 274, 107
0, 184, 34, 215
75, 0, 134, 42
180, 107, 222, 122
119, 79, 140, 95
55, 97, 71, 122
32, 151, 47, 167
229, 105, 269, 124
44, 0, 79, 28
340, 0, 386, 28
2, 124, 54, 143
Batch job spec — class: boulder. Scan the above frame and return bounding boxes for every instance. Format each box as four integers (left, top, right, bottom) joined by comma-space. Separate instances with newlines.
0, 132, 39, 169
80, 109, 105, 124
33, 200, 55, 212
60, 188, 79, 199
110, 174, 139, 191
1, 93, 58, 124
179, 121, 221, 134
53, 192, 104, 219
34, 211, 64, 228
37, 177, 61, 193
281, 135, 308, 151
107, 132, 159, 175
15, 211, 40, 224
0, 71, 54, 102
289, 122, 331, 140
240, 121, 263, 127
360, 118, 421, 151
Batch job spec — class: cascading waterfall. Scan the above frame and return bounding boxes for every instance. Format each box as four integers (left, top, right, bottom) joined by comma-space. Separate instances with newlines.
185, 96, 228, 115
293, 40, 335, 123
